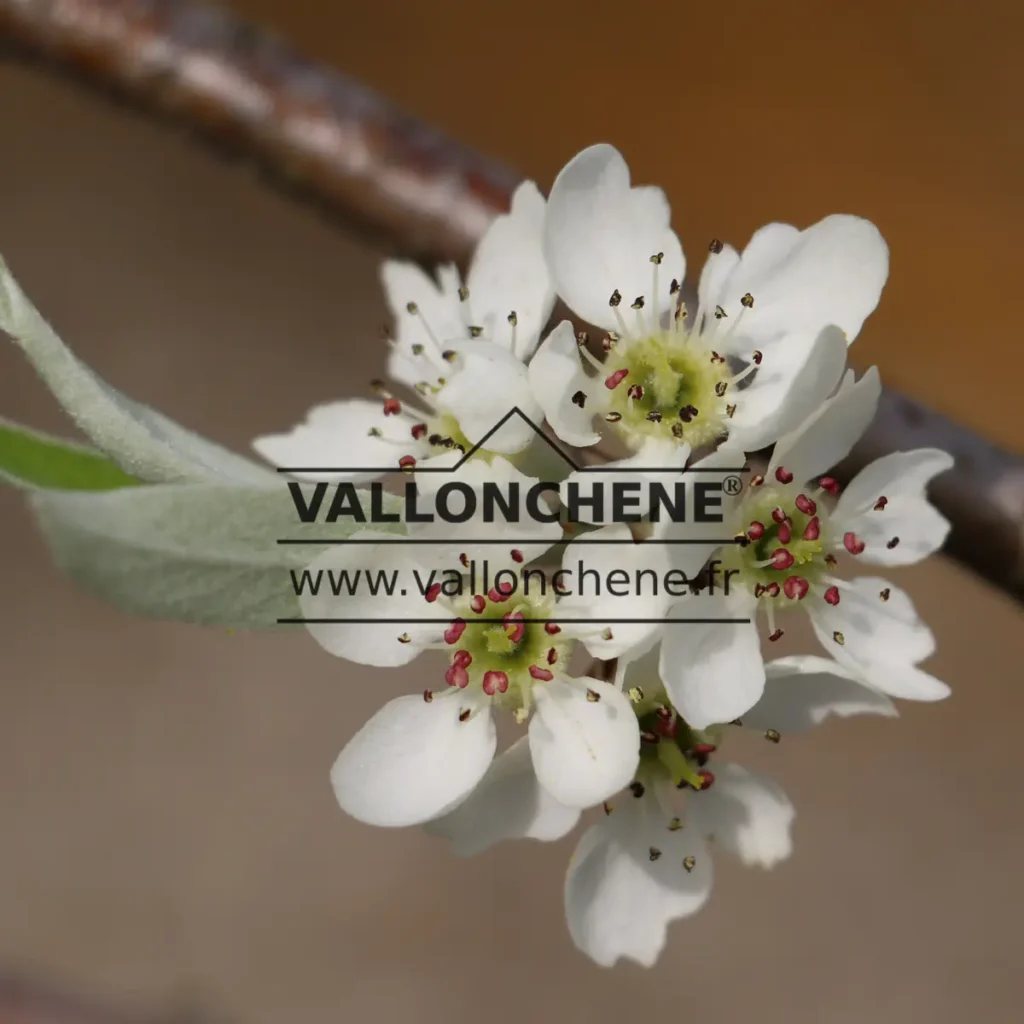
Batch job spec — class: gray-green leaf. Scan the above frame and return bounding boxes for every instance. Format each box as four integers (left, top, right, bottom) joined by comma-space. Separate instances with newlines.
28, 482, 402, 629
0, 254, 275, 485
0, 415, 141, 491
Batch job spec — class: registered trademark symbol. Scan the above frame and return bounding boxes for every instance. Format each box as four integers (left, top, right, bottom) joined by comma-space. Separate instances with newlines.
723, 475, 743, 496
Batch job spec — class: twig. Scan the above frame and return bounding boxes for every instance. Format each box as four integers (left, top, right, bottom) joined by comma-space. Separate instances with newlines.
0, 0, 1021, 602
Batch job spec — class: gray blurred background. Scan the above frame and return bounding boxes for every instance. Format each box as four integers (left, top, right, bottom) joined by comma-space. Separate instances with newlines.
1, 30, 1023, 1024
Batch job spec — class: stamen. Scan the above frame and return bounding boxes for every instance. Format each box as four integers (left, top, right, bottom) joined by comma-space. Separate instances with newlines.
444, 618, 467, 644
647, 411, 663, 423
751, 350, 763, 365
696, 769, 715, 790
679, 405, 699, 422
749, 474, 765, 488
627, 687, 645, 704
425, 583, 442, 603
765, 729, 781, 743
783, 575, 809, 601
683, 856, 696, 873
795, 493, 817, 516
470, 594, 486, 613
843, 532, 866, 555
482, 670, 509, 696
458, 708, 472, 722
606, 411, 623, 423
511, 549, 525, 563
748, 521, 765, 540
586, 688, 601, 703
571, 390, 587, 408
383, 397, 401, 416
775, 466, 794, 484
879, 588, 891, 602
832, 631, 846, 646
648, 847, 662, 862
886, 536, 901, 549
803, 516, 821, 541
504, 610, 526, 643
605, 368, 629, 390
819, 476, 841, 496
627, 383, 645, 400
399, 455, 417, 472
771, 507, 789, 524
488, 581, 515, 603
740, 293, 755, 308
824, 553, 838, 567
397, 633, 412, 644
874, 496, 889, 511
603, 334, 618, 352
715, 381, 728, 397
459, 553, 470, 568
777, 521, 793, 545
824, 585, 840, 606
765, 582, 780, 598
708, 238, 724, 254
547, 647, 559, 665
445, 663, 469, 688
768, 629, 784, 642
528, 665, 554, 681
423, 690, 433, 702
668, 817, 683, 831
715, 305, 728, 319
411, 423, 427, 440
453, 650, 472, 667
629, 781, 645, 798
544, 622, 562, 635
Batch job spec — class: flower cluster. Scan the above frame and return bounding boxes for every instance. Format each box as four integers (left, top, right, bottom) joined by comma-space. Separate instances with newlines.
0, 140, 953, 969
258, 145, 953, 966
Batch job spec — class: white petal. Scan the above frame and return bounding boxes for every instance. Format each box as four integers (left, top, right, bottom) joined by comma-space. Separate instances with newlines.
467, 181, 555, 360
529, 676, 640, 808
726, 326, 847, 452
711, 214, 889, 343
253, 399, 425, 483
331, 694, 496, 827
527, 320, 603, 447
833, 449, 953, 565
381, 261, 466, 389
543, 144, 685, 331
659, 446, 747, 577
697, 243, 740, 320
410, 455, 562, 570
741, 655, 898, 734
808, 577, 950, 701
770, 366, 881, 485
438, 341, 541, 453
687, 762, 795, 868
558, 437, 690, 527
564, 803, 712, 968
425, 737, 580, 856
298, 536, 449, 667
658, 594, 765, 729
557, 524, 672, 659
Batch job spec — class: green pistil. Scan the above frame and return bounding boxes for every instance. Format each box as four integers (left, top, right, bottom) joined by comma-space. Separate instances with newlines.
723, 486, 829, 591
602, 333, 729, 450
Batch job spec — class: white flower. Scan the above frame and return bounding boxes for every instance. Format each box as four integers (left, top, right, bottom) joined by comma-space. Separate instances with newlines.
428, 650, 896, 968
649, 367, 953, 728
252, 181, 556, 481
561, 652, 897, 968
303, 522, 668, 825
530, 143, 889, 473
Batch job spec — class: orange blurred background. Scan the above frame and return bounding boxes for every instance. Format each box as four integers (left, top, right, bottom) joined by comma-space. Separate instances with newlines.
1, 3, 1022, 1022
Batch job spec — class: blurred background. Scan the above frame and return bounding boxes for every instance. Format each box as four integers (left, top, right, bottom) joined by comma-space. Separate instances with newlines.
0, 1, 1022, 1022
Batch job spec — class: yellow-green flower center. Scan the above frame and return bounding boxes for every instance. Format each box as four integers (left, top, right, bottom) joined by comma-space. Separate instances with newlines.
602, 331, 732, 451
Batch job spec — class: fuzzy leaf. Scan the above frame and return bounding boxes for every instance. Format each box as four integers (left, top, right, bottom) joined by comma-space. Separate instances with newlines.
0, 416, 140, 491
0, 255, 274, 485
28, 482, 403, 629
